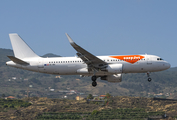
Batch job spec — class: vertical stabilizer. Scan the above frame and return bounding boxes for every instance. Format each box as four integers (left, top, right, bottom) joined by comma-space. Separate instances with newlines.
9, 33, 39, 59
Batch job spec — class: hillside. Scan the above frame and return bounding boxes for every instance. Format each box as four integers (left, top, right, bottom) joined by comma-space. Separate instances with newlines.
42, 53, 61, 57
0, 48, 177, 99
0, 96, 177, 119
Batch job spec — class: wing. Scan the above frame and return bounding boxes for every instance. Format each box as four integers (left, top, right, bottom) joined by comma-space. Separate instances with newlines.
66, 33, 107, 70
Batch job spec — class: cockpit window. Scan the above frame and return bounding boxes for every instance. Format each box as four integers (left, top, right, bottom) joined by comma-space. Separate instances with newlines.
157, 58, 163, 61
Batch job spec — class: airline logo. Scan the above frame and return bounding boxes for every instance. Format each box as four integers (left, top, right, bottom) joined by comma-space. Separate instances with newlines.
110, 55, 145, 64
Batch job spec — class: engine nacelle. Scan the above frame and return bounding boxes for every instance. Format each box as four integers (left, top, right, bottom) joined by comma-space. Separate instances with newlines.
77, 68, 89, 74
106, 64, 122, 74
101, 74, 122, 83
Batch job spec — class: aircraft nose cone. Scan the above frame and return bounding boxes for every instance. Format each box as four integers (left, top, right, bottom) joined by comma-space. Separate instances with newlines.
166, 63, 171, 69
164, 62, 171, 69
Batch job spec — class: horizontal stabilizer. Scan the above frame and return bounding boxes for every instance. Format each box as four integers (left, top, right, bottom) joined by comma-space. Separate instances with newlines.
7, 56, 29, 66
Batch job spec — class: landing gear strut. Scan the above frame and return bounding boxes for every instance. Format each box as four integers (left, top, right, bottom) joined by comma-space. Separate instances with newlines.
91, 76, 97, 87
147, 73, 152, 82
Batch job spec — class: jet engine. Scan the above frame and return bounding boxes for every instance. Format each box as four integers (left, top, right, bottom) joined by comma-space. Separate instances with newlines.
77, 68, 88, 74
101, 74, 122, 83
106, 64, 122, 74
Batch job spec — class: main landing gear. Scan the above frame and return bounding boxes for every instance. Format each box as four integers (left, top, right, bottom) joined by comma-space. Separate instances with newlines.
91, 76, 97, 87
147, 73, 152, 82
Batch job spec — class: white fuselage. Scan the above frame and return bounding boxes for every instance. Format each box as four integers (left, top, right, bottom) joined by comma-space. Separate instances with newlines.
6, 33, 171, 86
6, 54, 170, 76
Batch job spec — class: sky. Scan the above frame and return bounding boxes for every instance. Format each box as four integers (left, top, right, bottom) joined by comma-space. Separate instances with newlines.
0, 0, 177, 67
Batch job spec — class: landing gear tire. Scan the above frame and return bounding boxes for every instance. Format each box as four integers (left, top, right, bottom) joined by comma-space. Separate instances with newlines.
148, 78, 152, 82
91, 76, 97, 87
92, 81, 97, 87
91, 76, 97, 81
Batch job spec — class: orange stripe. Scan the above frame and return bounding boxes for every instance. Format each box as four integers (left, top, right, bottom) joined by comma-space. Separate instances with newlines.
110, 55, 145, 64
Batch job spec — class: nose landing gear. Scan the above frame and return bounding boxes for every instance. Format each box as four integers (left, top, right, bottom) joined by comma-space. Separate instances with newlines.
147, 72, 152, 82
91, 76, 97, 87
148, 77, 152, 82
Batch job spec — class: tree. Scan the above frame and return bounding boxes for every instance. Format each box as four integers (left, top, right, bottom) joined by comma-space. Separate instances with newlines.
105, 93, 111, 98
87, 94, 93, 99
16, 94, 21, 99
3, 104, 8, 108
2, 94, 5, 98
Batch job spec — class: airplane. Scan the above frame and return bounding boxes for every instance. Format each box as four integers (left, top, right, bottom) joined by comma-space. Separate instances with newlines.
6, 33, 171, 87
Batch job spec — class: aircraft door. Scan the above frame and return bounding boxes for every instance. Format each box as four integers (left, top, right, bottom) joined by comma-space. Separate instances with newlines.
38, 58, 44, 72
38, 58, 44, 68
147, 56, 152, 65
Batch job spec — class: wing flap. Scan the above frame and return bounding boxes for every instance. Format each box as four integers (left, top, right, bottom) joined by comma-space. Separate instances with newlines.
7, 56, 29, 66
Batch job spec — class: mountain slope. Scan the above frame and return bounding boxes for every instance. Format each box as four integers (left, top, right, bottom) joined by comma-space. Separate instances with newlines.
0, 48, 177, 99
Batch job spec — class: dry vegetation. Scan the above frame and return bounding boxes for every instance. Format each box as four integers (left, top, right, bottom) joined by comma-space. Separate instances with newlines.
0, 96, 176, 120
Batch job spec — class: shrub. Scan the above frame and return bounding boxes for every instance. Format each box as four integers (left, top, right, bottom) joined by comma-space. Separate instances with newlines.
92, 110, 99, 115
3, 104, 8, 108
8, 104, 14, 108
